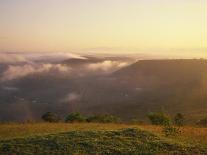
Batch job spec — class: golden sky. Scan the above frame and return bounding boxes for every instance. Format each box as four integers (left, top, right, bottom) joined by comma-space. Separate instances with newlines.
1, 0, 207, 57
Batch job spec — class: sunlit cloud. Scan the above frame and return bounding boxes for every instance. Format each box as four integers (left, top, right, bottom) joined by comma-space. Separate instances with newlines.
1, 64, 70, 81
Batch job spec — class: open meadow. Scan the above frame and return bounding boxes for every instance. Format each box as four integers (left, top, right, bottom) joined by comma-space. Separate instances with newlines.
0, 123, 206, 154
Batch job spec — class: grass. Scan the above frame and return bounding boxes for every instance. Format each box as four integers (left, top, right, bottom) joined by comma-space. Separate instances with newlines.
0, 123, 142, 140
138, 125, 207, 147
0, 123, 206, 154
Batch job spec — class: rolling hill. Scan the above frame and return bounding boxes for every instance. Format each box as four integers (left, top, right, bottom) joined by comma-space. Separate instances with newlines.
1, 59, 207, 122
0, 123, 206, 155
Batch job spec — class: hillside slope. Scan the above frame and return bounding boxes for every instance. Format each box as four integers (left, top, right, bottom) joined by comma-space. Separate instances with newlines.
79, 59, 207, 121
1, 59, 207, 122
0, 128, 206, 155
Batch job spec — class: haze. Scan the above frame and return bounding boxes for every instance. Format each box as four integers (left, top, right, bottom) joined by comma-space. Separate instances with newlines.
1, 0, 207, 57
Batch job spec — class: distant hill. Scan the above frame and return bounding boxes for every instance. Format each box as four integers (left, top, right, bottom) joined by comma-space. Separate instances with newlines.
107, 59, 207, 121
62, 56, 101, 66
62, 56, 134, 66
1, 59, 207, 122
84, 59, 207, 122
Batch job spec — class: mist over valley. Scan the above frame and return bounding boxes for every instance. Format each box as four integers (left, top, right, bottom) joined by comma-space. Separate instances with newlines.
0, 52, 207, 123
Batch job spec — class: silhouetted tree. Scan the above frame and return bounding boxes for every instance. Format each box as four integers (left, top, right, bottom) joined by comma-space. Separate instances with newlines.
148, 112, 171, 125
174, 113, 184, 126
86, 114, 120, 123
65, 112, 86, 123
41, 112, 60, 123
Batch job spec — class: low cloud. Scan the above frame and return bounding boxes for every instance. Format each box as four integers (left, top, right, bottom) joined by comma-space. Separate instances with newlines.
87, 60, 128, 73
0, 60, 130, 81
0, 53, 28, 64
0, 52, 131, 81
0, 52, 86, 64
1, 64, 71, 81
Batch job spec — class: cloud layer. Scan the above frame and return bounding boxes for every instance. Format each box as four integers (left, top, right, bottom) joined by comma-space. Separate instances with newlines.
1, 64, 70, 81
0, 53, 28, 64
0, 52, 86, 64
87, 60, 128, 72
0, 52, 132, 81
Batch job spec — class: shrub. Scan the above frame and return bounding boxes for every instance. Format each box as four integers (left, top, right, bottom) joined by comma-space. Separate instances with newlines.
148, 112, 171, 125
174, 113, 184, 126
196, 117, 207, 127
86, 114, 120, 123
162, 125, 181, 137
65, 113, 86, 123
41, 112, 60, 123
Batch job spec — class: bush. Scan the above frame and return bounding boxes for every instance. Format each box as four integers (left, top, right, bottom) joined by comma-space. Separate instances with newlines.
162, 125, 181, 137
148, 112, 171, 125
65, 113, 86, 123
196, 117, 207, 127
174, 113, 184, 126
86, 114, 120, 123
41, 112, 60, 123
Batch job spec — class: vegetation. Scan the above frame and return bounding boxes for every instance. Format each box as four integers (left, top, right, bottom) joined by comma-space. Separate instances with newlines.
174, 113, 185, 126
162, 125, 181, 137
148, 112, 171, 125
0, 123, 207, 145
0, 127, 206, 155
64, 113, 121, 123
86, 114, 120, 123
65, 112, 86, 123
41, 112, 60, 123
1, 111, 207, 154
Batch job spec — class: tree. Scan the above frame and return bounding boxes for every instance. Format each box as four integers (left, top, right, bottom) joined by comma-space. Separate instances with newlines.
86, 114, 120, 123
174, 113, 184, 126
41, 112, 60, 123
148, 112, 171, 125
65, 112, 86, 123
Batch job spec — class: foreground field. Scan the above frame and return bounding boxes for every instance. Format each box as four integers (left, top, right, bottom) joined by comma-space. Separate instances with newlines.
0, 123, 206, 154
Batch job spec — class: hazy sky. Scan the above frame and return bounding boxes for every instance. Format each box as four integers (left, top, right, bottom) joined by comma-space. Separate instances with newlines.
1, 0, 207, 57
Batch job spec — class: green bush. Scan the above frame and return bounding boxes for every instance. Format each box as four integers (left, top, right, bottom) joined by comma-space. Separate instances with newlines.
65, 112, 86, 123
148, 112, 171, 125
196, 117, 207, 127
174, 113, 184, 126
86, 114, 120, 123
41, 112, 60, 123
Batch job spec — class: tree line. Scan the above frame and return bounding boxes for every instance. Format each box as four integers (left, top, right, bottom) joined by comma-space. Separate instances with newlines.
42, 112, 120, 123
41, 111, 207, 127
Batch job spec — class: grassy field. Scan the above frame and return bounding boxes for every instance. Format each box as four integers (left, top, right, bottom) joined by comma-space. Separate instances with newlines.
0, 123, 206, 154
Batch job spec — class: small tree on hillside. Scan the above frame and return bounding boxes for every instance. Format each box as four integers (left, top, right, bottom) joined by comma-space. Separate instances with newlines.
174, 113, 184, 126
148, 112, 171, 125
86, 114, 120, 123
65, 112, 86, 123
41, 112, 60, 123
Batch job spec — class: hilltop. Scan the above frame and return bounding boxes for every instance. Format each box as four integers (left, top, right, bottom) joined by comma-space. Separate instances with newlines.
0, 123, 206, 155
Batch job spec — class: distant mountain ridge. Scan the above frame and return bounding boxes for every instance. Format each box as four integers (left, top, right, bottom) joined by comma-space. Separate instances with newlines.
1, 59, 207, 122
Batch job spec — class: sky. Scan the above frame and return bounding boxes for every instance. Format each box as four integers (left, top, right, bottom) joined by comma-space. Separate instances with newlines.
1, 0, 207, 57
